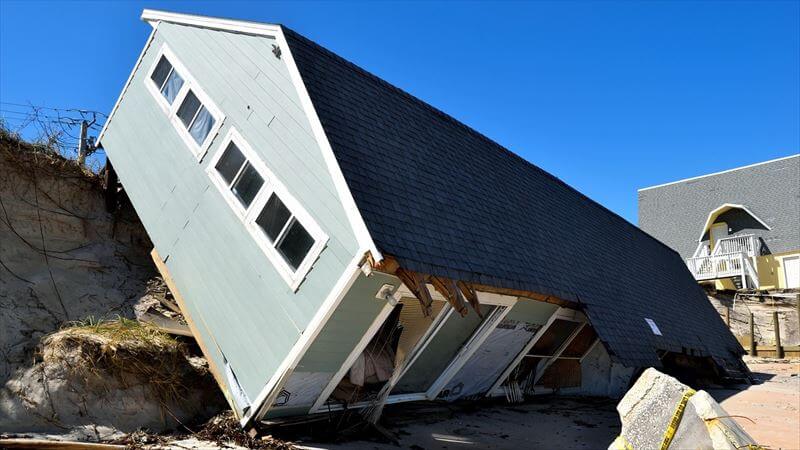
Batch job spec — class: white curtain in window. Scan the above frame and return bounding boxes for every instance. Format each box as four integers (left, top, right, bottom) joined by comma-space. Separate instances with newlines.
161, 71, 184, 104
189, 106, 214, 144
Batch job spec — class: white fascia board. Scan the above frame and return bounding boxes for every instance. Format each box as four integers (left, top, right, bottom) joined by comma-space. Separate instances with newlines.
141, 9, 281, 36
638, 154, 800, 192
697, 203, 772, 242
274, 26, 383, 263
97, 22, 160, 144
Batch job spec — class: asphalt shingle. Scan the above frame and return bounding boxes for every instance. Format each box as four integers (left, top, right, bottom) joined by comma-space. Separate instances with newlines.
284, 28, 745, 370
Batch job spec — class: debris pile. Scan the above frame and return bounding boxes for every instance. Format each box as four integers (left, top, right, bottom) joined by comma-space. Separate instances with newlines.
133, 277, 191, 336
104, 412, 297, 449
610, 368, 760, 450
194, 412, 297, 449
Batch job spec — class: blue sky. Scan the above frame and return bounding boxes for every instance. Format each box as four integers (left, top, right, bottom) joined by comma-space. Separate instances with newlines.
1, 1, 798, 224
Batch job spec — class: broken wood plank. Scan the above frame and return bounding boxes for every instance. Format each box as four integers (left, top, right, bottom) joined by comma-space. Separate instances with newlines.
469, 282, 580, 309
457, 281, 483, 318
0, 439, 125, 449
366, 252, 400, 274
150, 249, 232, 413
138, 311, 193, 337
395, 267, 433, 316
431, 276, 469, 317
368, 253, 580, 310
158, 295, 182, 315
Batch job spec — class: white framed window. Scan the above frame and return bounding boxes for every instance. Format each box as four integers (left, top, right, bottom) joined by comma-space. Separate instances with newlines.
207, 128, 328, 291
145, 44, 225, 160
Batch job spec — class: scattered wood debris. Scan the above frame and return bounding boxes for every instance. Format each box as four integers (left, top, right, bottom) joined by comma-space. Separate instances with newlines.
192, 412, 297, 449
134, 277, 191, 337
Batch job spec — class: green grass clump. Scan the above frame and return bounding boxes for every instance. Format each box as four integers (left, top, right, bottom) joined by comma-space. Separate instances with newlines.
42, 317, 195, 406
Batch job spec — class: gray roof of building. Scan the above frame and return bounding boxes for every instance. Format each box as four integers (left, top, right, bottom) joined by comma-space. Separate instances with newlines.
284, 28, 745, 369
639, 155, 800, 260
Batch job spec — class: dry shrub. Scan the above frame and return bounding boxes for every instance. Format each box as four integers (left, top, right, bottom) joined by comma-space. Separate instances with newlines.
41, 318, 202, 406
0, 123, 102, 188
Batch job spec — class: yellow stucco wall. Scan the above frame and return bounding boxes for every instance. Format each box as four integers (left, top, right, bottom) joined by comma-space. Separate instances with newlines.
756, 251, 800, 290
708, 250, 800, 290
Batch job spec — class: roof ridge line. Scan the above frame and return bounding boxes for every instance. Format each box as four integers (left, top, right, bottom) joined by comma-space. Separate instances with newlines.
638, 153, 800, 192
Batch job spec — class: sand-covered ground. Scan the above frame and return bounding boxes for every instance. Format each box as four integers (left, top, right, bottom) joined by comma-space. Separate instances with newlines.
303, 359, 799, 450
710, 359, 800, 450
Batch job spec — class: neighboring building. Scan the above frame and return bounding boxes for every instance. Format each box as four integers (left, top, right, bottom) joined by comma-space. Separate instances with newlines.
639, 155, 800, 291
98, 10, 746, 427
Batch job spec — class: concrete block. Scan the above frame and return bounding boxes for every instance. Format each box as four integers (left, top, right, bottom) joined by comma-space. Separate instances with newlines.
610, 368, 759, 450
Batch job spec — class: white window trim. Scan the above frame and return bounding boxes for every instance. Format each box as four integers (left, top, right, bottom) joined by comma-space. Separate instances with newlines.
309, 290, 518, 414
780, 254, 800, 289
424, 293, 516, 400
145, 43, 225, 161
207, 127, 328, 291
485, 306, 585, 397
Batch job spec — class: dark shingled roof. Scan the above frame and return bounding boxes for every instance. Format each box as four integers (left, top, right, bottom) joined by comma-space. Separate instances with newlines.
284, 28, 745, 370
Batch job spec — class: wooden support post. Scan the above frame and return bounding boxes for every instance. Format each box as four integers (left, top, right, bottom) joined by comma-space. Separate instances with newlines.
774, 311, 784, 359
796, 294, 800, 334
725, 306, 730, 328
749, 313, 756, 356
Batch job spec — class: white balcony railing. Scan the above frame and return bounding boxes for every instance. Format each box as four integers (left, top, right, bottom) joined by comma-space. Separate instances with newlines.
686, 249, 759, 289
712, 234, 756, 258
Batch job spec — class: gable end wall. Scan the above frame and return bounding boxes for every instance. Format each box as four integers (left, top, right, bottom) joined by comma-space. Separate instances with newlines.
99, 22, 360, 404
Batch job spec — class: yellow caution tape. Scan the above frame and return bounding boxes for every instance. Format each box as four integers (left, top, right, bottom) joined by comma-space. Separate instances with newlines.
610, 435, 634, 450
659, 388, 696, 450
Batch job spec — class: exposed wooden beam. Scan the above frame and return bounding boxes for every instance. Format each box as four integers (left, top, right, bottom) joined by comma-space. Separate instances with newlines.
431, 276, 469, 317
457, 281, 483, 317
367, 253, 580, 311
367, 252, 400, 274
395, 267, 433, 316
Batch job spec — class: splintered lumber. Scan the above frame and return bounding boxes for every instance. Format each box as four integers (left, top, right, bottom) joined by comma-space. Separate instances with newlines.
0, 439, 125, 449
457, 281, 483, 317
395, 267, 433, 316
431, 276, 469, 317
366, 251, 400, 274
369, 253, 579, 310
138, 311, 193, 337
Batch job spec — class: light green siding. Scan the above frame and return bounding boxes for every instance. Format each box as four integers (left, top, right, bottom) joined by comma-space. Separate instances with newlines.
100, 23, 359, 405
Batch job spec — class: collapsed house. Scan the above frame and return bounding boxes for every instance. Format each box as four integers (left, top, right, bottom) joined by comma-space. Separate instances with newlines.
96, 9, 748, 428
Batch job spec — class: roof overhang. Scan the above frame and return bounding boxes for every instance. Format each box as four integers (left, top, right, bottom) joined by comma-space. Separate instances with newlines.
698, 203, 771, 241
141, 9, 281, 36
